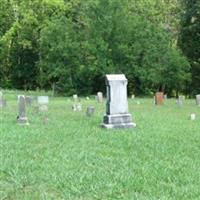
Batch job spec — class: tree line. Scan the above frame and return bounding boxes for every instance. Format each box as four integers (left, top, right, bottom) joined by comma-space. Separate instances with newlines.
0, 0, 199, 96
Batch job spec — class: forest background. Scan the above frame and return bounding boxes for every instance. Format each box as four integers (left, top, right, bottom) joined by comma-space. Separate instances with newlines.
0, 0, 199, 97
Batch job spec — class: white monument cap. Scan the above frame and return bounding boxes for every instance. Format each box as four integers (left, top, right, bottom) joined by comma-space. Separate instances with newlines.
106, 74, 127, 81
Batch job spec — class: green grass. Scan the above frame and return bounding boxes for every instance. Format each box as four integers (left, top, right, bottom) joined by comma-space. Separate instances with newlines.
1, 91, 200, 199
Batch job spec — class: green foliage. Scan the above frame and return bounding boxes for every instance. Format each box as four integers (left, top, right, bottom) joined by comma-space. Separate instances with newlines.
178, 0, 200, 95
0, 0, 192, 96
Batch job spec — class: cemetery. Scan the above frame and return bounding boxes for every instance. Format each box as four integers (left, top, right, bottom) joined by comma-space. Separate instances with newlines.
0, 0, 200, 199
1, 86, 200, 199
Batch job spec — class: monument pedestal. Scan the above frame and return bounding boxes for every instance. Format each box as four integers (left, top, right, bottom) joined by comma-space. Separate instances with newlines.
102, 113, 136, 129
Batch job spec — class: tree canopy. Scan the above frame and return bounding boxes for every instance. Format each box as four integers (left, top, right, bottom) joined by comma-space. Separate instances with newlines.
0, 0, 198, 96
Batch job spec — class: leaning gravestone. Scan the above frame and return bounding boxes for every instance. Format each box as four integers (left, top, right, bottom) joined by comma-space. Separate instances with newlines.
155, 92, 164, 105
196, 95, 200, 106
17, 95, 29, 125
97, 92, 103, 103
37, 96, 49, 111
86, 106, 95, 117
102, 74, 136, 129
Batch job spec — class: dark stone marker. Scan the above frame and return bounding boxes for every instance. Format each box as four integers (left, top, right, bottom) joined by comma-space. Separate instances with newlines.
17, 95, 29, 125
86, 106, 95, 117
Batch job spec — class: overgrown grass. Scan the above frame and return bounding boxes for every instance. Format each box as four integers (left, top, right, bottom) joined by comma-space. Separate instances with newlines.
1, 91, 200, 199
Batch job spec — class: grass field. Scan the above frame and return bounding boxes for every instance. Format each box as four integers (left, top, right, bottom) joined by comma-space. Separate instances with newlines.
1, 91, 200, 199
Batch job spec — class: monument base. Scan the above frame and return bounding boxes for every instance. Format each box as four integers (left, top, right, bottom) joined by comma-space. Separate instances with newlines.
17, 117, 29, 125
102, 113, 136, 129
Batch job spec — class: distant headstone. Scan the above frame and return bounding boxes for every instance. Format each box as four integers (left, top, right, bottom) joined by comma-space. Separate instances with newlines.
17, 95, 29, 125
37, 96, 49, 111
136, 101, 140, 105
86, 96, 90, 100
86, 106, 95, 117
0, 92, 6, 108
131, 94, 135, 99
190, 113, 196, 121
102, 74, 136, 129
73, 94, 79, 102
196, 95, 200, 106
97, 92, 103, 103
72, 103, 82, 112
25, 96, 33, 106
177, 96, 184, 106
155, 92, 164, 105
164, 94, 167, 99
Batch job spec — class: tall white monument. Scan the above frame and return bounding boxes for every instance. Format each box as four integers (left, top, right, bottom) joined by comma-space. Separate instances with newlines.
102, 74, 136, 129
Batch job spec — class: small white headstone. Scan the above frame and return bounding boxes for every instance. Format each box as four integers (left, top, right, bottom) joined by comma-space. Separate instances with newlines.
131, 95, 135, 99
37, 96, 49, 111
97, 92, 103, 103
73, 94, 78, 102
190, 113, 196, 121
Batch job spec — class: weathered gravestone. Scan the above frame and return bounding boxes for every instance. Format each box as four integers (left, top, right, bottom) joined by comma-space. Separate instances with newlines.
72, 103, 82, 111
37, 96, 49, 111
155, 92, 164, 105
131, 94, 135, 99
196, 95, 200, 106
0, 92, 6, 108
17, 95, 29, 125
86, 106, 95, 117
102, 74, 136, 129
97, 92, 103, 103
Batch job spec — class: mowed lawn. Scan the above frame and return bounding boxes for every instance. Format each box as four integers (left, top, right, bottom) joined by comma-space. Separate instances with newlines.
1, 91, 200, 200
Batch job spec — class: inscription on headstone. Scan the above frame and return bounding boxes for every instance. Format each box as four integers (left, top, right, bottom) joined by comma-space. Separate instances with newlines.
102, 74, 136, 129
